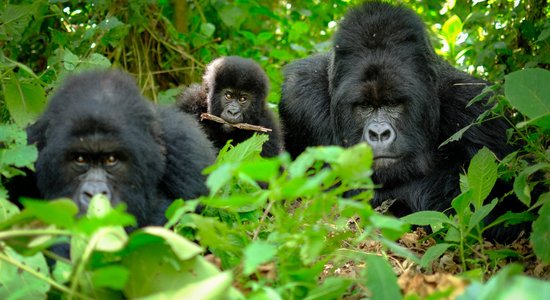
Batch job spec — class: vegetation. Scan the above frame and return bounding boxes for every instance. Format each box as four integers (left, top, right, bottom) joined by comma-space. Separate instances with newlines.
0, 0, 549, 299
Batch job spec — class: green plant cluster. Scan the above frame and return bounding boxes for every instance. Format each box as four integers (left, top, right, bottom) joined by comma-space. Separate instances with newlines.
0, 0, 549, 299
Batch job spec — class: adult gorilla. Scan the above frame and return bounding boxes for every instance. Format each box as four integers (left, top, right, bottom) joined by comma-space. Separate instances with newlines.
280, 2, 523, 241
20, 70, 215, 226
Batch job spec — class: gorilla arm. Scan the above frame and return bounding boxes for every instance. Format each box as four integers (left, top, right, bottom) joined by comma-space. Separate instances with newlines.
279, 53, 336, 158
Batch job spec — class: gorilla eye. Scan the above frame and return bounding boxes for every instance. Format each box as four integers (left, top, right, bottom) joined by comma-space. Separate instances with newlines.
238, 96, 247, 103
225, 92, 233, 100
73, 155, 87, 165
104, 155, 118, 166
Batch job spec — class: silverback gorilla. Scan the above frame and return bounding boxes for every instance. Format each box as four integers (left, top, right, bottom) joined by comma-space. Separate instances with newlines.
177, 56, 283, 157
22, 70, 215, 226
280, 2, 525, 242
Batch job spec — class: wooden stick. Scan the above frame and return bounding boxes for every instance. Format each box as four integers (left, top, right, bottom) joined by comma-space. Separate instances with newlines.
200, 113, 272, 133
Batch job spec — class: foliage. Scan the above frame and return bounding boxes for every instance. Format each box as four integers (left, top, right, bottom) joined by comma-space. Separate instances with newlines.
0, 0, 549, 299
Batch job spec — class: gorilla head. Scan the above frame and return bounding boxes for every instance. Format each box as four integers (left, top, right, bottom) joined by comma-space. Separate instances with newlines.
203, 56, 269, 130
329, 3, 441, 184
29, 71, 169, 225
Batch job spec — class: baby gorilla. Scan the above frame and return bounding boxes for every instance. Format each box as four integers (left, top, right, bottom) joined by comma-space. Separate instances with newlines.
177, 56, 283, 157
24, 70, 215, 226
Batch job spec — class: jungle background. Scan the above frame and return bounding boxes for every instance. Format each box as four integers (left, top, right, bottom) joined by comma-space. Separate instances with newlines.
0, 0, 549, 299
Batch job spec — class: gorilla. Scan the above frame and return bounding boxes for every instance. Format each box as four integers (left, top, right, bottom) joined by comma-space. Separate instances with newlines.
14, 70, 215, 226
279, 2, 525, 241
177, 56, 283, 157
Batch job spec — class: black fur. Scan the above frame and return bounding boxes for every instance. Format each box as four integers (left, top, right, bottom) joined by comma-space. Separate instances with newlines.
280, 2, 525, 242
16, 70, 215, 226
177, 56, 283, 157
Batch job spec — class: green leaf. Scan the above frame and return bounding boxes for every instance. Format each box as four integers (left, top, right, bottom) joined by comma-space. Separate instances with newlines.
468, 198, 497, 230
218, 6, 244, 28
289, 21, 310, 42
0, 4, 33, 42
78, 53, 111, 71
441, 15, 463, 44
200, 22, 216, 37
138, 272, 237, 300
513, 163, 550, 206
0, 247, 50, 299
4, 77, 46, 126
137, 227, 203, 260
363, 255, 402, 300
516, 113, 550, 129
91, 265, 130, 290
304, 277, 353, 300
122, 240, 230, 298
0, 198, 20, 222
439, 123, 476, 148
0, 144, 38, 168
63, 48, 80, 71
243, 241, 277, 275
421, 243, 452, 268
335, 143, 373, 181
401, 211, 451, 226
504, 68, 550, 120
467, 147, 498, 209
532, 194, 550, 263
239, 158, 280, 182
21, 199, 78, 228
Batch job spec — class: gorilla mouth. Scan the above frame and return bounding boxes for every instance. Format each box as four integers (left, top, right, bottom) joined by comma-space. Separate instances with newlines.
372, 156, 401, 168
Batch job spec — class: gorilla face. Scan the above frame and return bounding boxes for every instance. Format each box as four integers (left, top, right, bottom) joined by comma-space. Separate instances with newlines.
329, 21, 440, 184
31, 71, 166, 225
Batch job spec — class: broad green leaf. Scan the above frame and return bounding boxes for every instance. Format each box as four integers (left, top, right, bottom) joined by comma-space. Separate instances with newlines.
0, 198, 20, 222
122, 241, 224, 298
289, 21, 310, 42
93, 227, 128, 252
63, 48, 79, 70
513, 163, 550, 206
0, 247, 50, 299
0, 4, 33, 41
363, 255, 402, 300
0, 144, 38, 168
421, 243, 452, 268
304, 277, 353, 300
218, 6, 244, 28
516, 113, 550, 129
138, 272, 238, 300
239, 158, 281, 182
201, 192, 268, 212
401, 211, 451, 226
452, 190, 474, 219
21, 198, 78, 228
467, 147, 498, 209
206, 163, 234, 195
243, 241, 277, 275
442, 15, 463, 44
78, 53, 111, 71
200, 22, 216, 37
91, 265, 129, 290
300, 230, 326, 265
137, 227, 203, 260
4, 77, 46, 126
531, 193, 550, 263
504, 68, 550, 120
370, 214, 409, 240
335, 143, 373, 180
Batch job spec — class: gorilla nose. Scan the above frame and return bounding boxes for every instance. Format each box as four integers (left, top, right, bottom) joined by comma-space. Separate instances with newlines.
80, 181, 112, 205
364, 122, 396, 147
227, 107, 239, 116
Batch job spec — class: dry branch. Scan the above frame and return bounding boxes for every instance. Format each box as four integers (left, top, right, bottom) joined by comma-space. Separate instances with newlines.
200, 113, 272, 133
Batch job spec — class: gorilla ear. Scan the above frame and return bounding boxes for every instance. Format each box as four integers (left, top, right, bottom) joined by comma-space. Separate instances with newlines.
26, 118, 49, 150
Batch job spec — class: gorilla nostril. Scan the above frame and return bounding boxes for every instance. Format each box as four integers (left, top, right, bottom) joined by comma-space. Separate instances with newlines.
369, 130, 378, 141
380, 129, 391, 141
